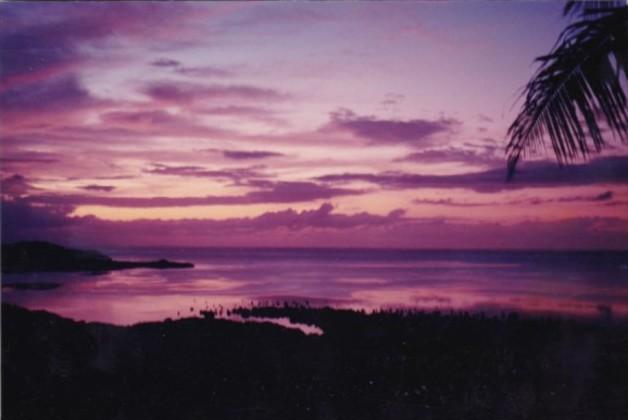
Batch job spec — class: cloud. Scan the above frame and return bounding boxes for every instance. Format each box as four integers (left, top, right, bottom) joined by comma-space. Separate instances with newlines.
413, 198, 492, 208
192, 105, 287, 126
224, 6, 330, 29
1, 200, 400, 244
0, 2, 208, 89
175, 66, 233, 78
396, 147, 499, 166
144, 163, 268, 183
238, 202, 401, 231
380, 93, 405, 107
3, 199, 627, 250
414, 191, 615, 208
604, 201, 628, 207
591, 191, 614, 201
387, 208, 407, 218
150, 58, 181, 67
149, 58, 233, 77
220, 150, 285, 160
141, 80, 285, 104
102, 109, 181, 125
0, 75, 105, 115
0, 151, 59, 165
24, 181, 363, 208
80, 185, 116, 192
1, 199, 78, 243
324, 108, 459, 145
533, 191, 614, 205
200, 105, 281, 120
244, 181, 364, 204
0, 75, 114, 137
317, 156, 628, 193
98, 109, 234, 139
0, 10, 107, 89
67, 175, 137, 182
1, 174, 38, 198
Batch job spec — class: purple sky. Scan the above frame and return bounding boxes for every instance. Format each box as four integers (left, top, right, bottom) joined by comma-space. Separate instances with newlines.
1, 2, 627, 249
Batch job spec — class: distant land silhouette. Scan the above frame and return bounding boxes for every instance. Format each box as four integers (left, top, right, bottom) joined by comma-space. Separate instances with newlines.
1, 241, 194, 274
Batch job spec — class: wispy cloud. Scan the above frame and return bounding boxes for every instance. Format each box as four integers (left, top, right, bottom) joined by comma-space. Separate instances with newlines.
414, 191, 615, 207
396, 147, 499, 166
79, 185, 116, 192
24, 181, 363, 208
149, 58, 233, 78
322, 108, 459, 145
99, 109, 234, 139
217, 149, 285, 160
141, 80, 286, 104
0, 75, 107, 115
150, 58, 181, 68
175, 66, 234, 78
0, 2, 208, 89
0, 151, 60, 165
318, 156, 628, 193
144, 163, 268, 184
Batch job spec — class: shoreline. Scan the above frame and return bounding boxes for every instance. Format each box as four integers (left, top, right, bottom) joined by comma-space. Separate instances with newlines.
3, 297, 625, 327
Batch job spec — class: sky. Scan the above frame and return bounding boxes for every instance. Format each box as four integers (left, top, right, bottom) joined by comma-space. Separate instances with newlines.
1, 1, 627, 249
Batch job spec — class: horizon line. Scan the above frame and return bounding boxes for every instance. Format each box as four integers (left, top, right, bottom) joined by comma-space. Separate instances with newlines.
4, 240, 625, 254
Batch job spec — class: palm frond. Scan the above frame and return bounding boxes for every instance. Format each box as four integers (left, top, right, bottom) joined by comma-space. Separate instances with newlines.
563, 1, 623, 18
506, 4, 628, 178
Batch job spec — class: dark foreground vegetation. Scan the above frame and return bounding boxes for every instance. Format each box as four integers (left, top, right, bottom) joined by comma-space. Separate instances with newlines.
1, 241, 193, 274
3, 303, 628, 420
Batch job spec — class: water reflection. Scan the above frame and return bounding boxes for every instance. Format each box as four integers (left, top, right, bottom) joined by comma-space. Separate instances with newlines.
217, 314, 324, 335
3, 248, 627, 325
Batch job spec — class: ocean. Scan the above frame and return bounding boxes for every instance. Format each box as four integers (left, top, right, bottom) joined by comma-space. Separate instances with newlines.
3, 247, 627, 325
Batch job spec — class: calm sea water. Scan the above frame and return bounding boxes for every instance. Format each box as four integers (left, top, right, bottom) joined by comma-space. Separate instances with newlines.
3, 248, 628, 325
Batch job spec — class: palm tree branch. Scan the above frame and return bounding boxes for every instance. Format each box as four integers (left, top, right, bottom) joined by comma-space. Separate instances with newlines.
506, 6, 628, 178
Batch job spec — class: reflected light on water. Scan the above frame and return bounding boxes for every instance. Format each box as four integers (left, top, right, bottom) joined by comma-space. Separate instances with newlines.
217, 314, 324, 335
3, 249, 627, 325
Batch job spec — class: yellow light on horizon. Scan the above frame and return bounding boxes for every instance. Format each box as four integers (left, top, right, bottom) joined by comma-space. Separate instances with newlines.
72, 202, 318, 221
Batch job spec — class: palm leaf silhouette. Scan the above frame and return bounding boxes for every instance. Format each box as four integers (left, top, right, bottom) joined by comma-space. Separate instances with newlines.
506, 1, 628, 178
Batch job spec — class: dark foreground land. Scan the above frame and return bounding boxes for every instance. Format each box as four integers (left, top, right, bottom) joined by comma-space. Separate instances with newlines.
3, 304, 628, 420
1, 241, 193, 275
